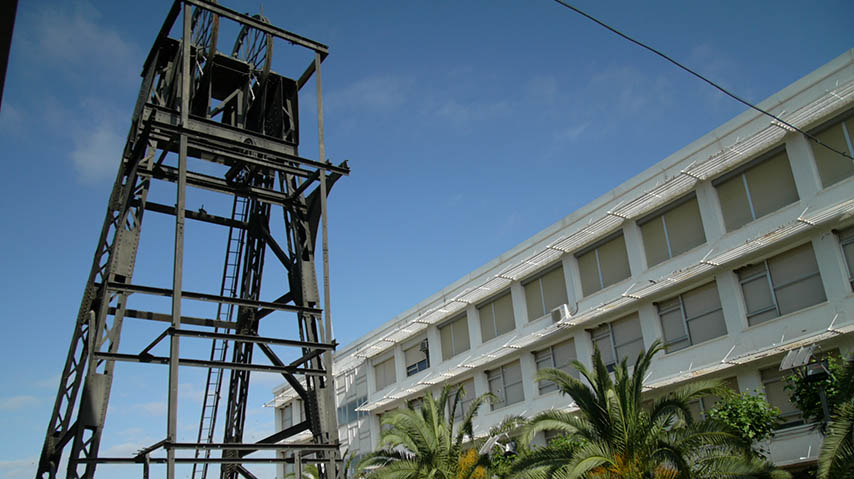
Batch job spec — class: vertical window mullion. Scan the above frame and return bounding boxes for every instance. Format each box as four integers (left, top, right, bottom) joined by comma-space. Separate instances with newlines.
491, 303, 498, 339
661, 215, 673, 259
539, 278, 547, 316
741, 173, 757, 220
764, 260, 781, 316
842, 121, 854, 156
608, 323, 618, 364
678, 294, 691, 345
500, 366, 508, 403
595, 248, 604, 289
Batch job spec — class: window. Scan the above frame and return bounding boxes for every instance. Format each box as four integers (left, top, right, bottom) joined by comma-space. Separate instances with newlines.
811, 113, 854, 187
524, 265, 569, 321
714, 149, 799, 232
449, 378, 475, 422
337, 395, 367, 425
404, 340, 430, 376
478, 292, 515, 342
737, 243, 826, 326
590, 313, 644, 371
281, 402, 294, 429
440, 315, 470, 360
534, 338, 578, 394
839, 226, 854, 290
761, 365, 802, 428
377, 411, 392, 432
657, 282, 727, 352
639, 194, 706, 266
577, 233, 631, 296
487, 360, 524, 410
686, 377, 738, 421
374, 357, 396, 391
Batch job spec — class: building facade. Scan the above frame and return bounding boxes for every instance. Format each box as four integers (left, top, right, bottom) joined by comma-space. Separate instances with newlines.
272, 50, 854, 476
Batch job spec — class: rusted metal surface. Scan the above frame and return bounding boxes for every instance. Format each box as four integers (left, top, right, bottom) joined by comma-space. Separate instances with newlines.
37, 2, 345, 478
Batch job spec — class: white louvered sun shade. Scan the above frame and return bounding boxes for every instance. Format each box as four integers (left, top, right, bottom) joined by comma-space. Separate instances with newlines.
341, 81, 854, 378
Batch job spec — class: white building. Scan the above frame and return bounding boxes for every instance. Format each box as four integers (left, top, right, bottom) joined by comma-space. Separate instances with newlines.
272, 50, 854, 477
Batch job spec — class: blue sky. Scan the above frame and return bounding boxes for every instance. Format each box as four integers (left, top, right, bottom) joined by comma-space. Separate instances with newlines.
0, 1, 852, 478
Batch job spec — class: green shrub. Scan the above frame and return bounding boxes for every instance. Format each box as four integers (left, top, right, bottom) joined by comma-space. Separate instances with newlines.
707, 390, 781, 456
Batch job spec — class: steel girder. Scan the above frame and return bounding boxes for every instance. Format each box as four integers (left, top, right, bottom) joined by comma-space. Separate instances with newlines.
37, 2, 345, 479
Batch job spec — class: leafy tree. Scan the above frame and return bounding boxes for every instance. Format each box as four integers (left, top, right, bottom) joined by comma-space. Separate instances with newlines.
817, 356, 854, 479
355, 385, 493, 479
785, 356, 845, 424
512, 340, 789, 479
707, 390, 781, 456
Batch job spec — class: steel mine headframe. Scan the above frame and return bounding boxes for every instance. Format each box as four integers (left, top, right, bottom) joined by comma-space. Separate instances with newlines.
37, 2, 347, 479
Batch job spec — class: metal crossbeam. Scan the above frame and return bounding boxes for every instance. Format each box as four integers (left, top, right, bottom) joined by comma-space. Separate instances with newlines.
37, 2, 343, 479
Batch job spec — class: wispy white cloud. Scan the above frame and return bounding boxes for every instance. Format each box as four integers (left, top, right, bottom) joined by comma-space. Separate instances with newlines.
325, 75, 412, 112
70, 119, 124, 183
434, 99, 511, 128
0, 458, 36, 479
689, 43, 747, 108
0, 395, 38, 410
138, 401, 167, 416
35, 374, 60, 389
19, 0, 139, 85
554, 122, 590, 143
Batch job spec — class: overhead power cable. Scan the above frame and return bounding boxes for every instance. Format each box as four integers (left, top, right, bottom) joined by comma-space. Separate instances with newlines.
551, 0, 853, 161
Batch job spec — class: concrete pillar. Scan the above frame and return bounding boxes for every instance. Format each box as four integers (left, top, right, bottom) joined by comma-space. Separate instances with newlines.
365, 358, 377, 394
812, 234, 851, 304
695, 180, 726, 242
573, 329, 595, 372
473, 368, 490, 415
519, 351, 538, 400
623, 222, 647, 277
426, 325, 443, 371
510, 280, 528, 328
637, 303, 663, 351
393, 345, 406, 385
561, 254, 581, 314
716, 270, 748, 333
786, 133, 822, 201
467, 304, 482, 347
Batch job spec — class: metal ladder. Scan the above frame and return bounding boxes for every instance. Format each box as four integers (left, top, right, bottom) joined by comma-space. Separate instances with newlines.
192, 194, 250, 479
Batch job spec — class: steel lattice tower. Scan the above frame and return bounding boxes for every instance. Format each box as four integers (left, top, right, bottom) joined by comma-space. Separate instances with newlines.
37, 2, 346, 478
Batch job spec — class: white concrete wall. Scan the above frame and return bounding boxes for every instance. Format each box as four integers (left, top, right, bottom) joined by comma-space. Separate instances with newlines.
275, 52, 854, 471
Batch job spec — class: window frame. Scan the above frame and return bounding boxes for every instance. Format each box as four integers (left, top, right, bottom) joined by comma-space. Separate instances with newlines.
760, 365, 803, 429
808, 110, 854, 187
448, 378, 475, 423
404, 339, 430, 377
478, 291, 515, 342
487, 360, 524, 410
637, 193, 706, 265
523, 264, 568, 321
575, 230, 631, 296
533, 338, 577, 395
656, 282, 725, 352
712, 145, 798, 231
373, 356, 396, 391
439, 315, 470, 360
837, 226, 854, 290
590, 314, 644, 371
737, 244, 825, 326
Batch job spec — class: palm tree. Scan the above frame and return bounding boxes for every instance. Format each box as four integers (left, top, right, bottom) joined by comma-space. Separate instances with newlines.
513, 340, 788, 479
817, 355, 854, 479
356, 385, 494, 479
